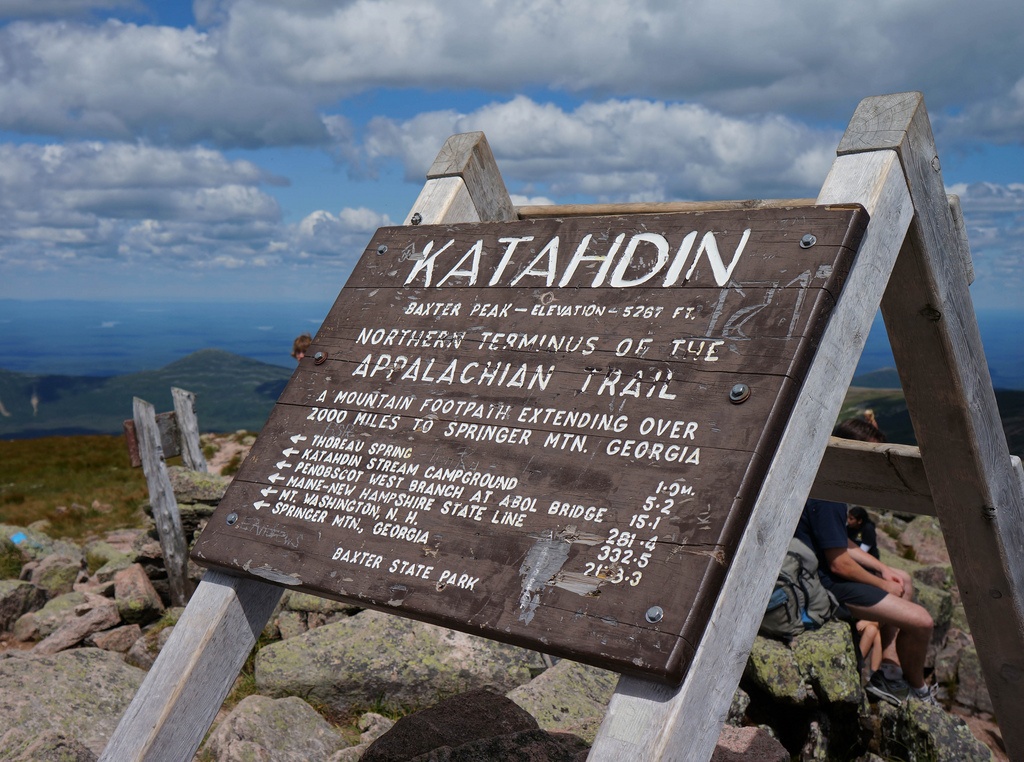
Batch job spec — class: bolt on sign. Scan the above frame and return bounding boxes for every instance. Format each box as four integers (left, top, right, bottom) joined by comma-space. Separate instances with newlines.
193, 206, 868, 684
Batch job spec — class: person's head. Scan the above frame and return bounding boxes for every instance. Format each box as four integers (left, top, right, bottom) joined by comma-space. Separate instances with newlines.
833, 416, 886, 444
848, 505, 870, 529
292, 333, 312, 361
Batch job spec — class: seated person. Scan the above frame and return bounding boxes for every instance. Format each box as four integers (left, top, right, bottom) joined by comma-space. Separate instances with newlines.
848, 506, 880, 559
795, 417, 935, 705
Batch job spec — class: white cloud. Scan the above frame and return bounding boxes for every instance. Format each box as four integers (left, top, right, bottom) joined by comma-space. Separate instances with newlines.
0, 19, 327, 147
0, 139, 394, 277
945, 182, 1024, 306
1, 2, 1023, 148
363, 96, 840, 201
295, 206, 393, 258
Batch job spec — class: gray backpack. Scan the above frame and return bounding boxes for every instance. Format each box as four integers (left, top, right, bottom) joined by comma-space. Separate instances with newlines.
759, 537, 840, 641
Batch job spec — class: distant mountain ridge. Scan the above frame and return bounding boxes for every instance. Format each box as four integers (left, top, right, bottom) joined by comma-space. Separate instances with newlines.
0, 349, 293, 440
2, 356, 1022, 457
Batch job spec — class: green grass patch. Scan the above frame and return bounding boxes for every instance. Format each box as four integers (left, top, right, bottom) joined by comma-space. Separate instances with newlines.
0, 434, 149, 540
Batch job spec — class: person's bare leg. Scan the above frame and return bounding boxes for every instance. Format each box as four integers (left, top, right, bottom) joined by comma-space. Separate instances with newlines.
868, 626, 883, 672
847, 596, 933, 688
857, 621, 883, 672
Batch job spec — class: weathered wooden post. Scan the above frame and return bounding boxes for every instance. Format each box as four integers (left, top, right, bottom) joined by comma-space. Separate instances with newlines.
171, 387, 207, 473
132, 396, 192, 607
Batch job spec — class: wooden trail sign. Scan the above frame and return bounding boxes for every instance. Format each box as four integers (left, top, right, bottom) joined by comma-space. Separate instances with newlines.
103, 94, 1024, 762
193, 206, 867, 682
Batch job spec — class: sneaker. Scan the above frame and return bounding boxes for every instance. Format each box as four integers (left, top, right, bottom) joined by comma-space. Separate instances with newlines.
909, 683, 939, 706
866, 670, 910, 706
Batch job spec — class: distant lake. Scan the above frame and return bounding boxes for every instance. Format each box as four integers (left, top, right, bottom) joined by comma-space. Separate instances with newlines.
1, 299, 1022, 389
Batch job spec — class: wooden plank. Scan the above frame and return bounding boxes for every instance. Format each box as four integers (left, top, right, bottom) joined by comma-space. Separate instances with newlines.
123, 411, 182, 468
516, 194, 963, 222
518, 198, 816, 218
811, 438, 934, 516
171, 387, 208, 473
97, 570, 283, 762
589, 150, 914, 760
840, 91, 1024, 758
192, 206, 867, 683
133, 397, 192, 607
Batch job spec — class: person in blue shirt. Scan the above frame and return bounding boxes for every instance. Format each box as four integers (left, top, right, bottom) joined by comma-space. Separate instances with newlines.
795, 417, 935, 705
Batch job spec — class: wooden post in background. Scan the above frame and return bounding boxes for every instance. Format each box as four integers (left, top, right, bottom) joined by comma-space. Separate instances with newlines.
171, 387, 207, 473
133, 396, 192, 607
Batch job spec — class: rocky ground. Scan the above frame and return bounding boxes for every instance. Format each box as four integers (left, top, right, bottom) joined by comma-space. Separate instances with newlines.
0, 435, 1009, 761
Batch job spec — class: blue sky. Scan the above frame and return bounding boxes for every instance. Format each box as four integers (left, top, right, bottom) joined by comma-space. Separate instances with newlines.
0, 1, 1023, 310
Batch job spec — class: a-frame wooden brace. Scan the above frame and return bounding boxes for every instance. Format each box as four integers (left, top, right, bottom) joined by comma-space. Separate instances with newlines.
100, 92, 1024, 762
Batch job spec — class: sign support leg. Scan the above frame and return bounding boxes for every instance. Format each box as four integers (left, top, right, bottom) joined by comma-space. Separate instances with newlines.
842, 91, 1024, 760
588, 149, 914, 761
98, 570, 283, 762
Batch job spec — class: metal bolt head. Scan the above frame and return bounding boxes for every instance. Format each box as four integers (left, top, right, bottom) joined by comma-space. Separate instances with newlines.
645, 606, 664, 624
729, 383, 750, 404
226, 512, 238, 526
799, 233, 817, 249
410, 212, 422, 225
376, 244, 388, 255
313, 351, 327, 365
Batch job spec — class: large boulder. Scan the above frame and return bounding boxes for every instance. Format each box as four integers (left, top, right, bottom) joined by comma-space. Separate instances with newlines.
275, 591, 360, 638
507, 658, 617, 743
362, 688, 538, 761
914, 580, 954, 632
201, 694, 348, 761
0, 536, 25, 579
254, 609, 545, 714
83, 540, 134, 577
790, 621, 862, 706
954, 645, 994, 715
361, 688, 589, 762
0, 579, 46, 632
878, 700, 994, 761
32, 594, 121, 655
329, 712, 396, 762
167, 465, 231, 504
743, 623, 863, 758
87, 623, 143, 653
11, 590, 88, 642
29, 554, 83, 598
113, 563, 164, 624
0, 648, 145, 757
744, 635, 812, 705
712, 725, 789, 762
0, 524, 81, 563
0, 729, 98, 761
933, 627, 973, 688
899, 516, 950, 565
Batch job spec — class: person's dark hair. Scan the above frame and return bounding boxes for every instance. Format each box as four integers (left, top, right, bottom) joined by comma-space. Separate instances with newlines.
833, 417, 886, 443
848, 506, 870, 524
